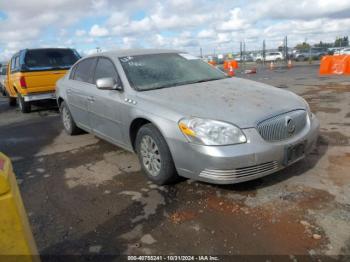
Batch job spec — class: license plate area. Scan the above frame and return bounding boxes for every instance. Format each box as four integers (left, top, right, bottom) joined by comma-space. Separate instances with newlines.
284, 141, 306, 166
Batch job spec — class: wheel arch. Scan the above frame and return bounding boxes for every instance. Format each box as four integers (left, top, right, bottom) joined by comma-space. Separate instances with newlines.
57, 97, 64, 107
129, 116, 172, 152
129, 117, 151, 151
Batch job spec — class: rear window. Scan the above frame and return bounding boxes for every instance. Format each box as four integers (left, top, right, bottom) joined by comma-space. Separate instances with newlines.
24, 49, 80, 70
1, 67, 7, 75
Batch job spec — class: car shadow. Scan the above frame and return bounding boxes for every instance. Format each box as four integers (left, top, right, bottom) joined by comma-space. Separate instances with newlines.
0, 96, 59, 114
30, 100, 59, 113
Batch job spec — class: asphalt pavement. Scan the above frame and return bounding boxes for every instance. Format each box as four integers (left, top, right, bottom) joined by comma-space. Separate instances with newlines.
0, 64, 349, 258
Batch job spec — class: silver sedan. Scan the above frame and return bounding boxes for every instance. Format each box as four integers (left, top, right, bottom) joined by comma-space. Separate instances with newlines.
56, 49, 319, 185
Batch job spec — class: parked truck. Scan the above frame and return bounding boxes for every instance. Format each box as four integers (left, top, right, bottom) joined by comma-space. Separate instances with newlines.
5, 48, 80, 113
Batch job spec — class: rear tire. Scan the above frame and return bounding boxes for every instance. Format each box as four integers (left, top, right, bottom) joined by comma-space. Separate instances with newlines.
9, 97, 16, 106
17, 94, 31, 113
1, 86, 6, 96
135, 123, 179, 185
60, 101, 82, 135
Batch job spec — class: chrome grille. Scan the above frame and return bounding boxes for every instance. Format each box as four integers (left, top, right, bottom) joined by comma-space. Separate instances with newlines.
257, 110, 307, 141
199, 161, 279, 181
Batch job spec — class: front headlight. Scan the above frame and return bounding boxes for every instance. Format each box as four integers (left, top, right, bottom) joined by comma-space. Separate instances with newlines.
178, 117, 247, 146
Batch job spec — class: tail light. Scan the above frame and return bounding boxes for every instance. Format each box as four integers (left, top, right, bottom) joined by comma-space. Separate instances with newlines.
19, 76, 27, 88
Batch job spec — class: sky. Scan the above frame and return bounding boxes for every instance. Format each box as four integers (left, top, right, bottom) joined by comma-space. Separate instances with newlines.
0, 0, 350, 60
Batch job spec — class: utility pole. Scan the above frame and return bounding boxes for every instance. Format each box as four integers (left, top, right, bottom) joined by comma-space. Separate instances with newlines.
263, 40, 266, 65
284, 36, 288, 63
243, 40, 246, 69
200, 47, 203, 58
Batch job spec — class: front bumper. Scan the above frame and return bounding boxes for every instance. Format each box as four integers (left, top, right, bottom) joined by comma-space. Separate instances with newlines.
23, 92, 56, 102
171, 114, 320, 184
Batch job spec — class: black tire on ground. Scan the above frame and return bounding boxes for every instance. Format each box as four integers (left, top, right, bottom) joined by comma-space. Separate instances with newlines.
135, 123, 179, 185
1, 86, 6, 96
60, 101, 82, 135
9, 97, 16, 106
17, 94, 31, 113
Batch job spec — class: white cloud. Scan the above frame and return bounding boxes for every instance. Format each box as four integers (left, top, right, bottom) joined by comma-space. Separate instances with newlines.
89, 24, 109, 37
217, 8, 249, 32
197, 29, 216, 39
0, 0, 350, 60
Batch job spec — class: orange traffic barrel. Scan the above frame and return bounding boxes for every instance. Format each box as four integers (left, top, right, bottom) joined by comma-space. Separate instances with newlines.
320, 55, 350, 75
228, 66, 235, 77
223, 60, 239, 70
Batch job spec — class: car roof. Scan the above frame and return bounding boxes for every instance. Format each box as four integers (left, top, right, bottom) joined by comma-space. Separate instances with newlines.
86, 49, 184, 59
23, 48, 74, 51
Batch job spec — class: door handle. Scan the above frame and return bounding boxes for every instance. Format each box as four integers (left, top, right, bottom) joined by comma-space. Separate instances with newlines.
67, 89, 72, 94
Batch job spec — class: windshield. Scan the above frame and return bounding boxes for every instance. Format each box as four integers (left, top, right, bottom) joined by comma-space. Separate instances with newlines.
119, 53, 227, 91
24, 49, 80, 70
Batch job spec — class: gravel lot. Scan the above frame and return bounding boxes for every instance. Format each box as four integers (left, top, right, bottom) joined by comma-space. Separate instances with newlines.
0, 64, 349, 259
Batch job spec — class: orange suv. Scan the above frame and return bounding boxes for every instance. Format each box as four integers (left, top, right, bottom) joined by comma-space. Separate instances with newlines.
5, 48, 80, 113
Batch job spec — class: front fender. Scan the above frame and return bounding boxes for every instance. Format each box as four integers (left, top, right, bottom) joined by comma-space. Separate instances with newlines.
126, 105, 186, 156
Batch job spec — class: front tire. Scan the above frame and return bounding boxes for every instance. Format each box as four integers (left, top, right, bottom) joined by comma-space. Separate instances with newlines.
135, 124, 179, 185
60, 101, 82, 135
17, 93, 31, 113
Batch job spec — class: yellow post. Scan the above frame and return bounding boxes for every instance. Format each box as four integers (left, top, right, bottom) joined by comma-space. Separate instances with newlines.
0, 153, 40, 261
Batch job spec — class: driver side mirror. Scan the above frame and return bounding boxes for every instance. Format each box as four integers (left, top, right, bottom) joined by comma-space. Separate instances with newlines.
96, 77, 122, 91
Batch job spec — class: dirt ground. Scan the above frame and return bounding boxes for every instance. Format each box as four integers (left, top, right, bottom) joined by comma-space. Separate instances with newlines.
0, 64, 349, 260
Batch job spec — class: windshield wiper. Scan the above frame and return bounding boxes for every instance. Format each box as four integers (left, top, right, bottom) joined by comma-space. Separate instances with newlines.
144, 82, 188, 91
140, 77, 226, 91
188, 77, 225, 84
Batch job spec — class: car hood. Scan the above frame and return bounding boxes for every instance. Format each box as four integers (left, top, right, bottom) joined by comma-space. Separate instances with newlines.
136, 77, 307, 128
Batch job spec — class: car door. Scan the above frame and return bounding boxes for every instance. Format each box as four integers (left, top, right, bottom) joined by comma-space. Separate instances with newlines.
271, 53, 277, 60
87, 57, 125, 145
66, 57, 97, 131
267, 53, 272, 61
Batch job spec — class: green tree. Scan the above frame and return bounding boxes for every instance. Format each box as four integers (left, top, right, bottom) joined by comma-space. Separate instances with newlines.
314, 41, 333, 48
295, 42, 310, 50
334, 36, 349, 47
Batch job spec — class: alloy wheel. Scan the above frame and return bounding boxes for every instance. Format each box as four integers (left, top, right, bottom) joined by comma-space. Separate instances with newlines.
140, 135, 161, 176
62, 106, 71, 131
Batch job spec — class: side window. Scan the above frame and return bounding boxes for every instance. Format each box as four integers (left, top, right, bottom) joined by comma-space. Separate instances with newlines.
11, 57, 16, 71
94, 58, 119, 83
14, 56, 20, 70
73, 58, 96, 84
69, 64, 78, 80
